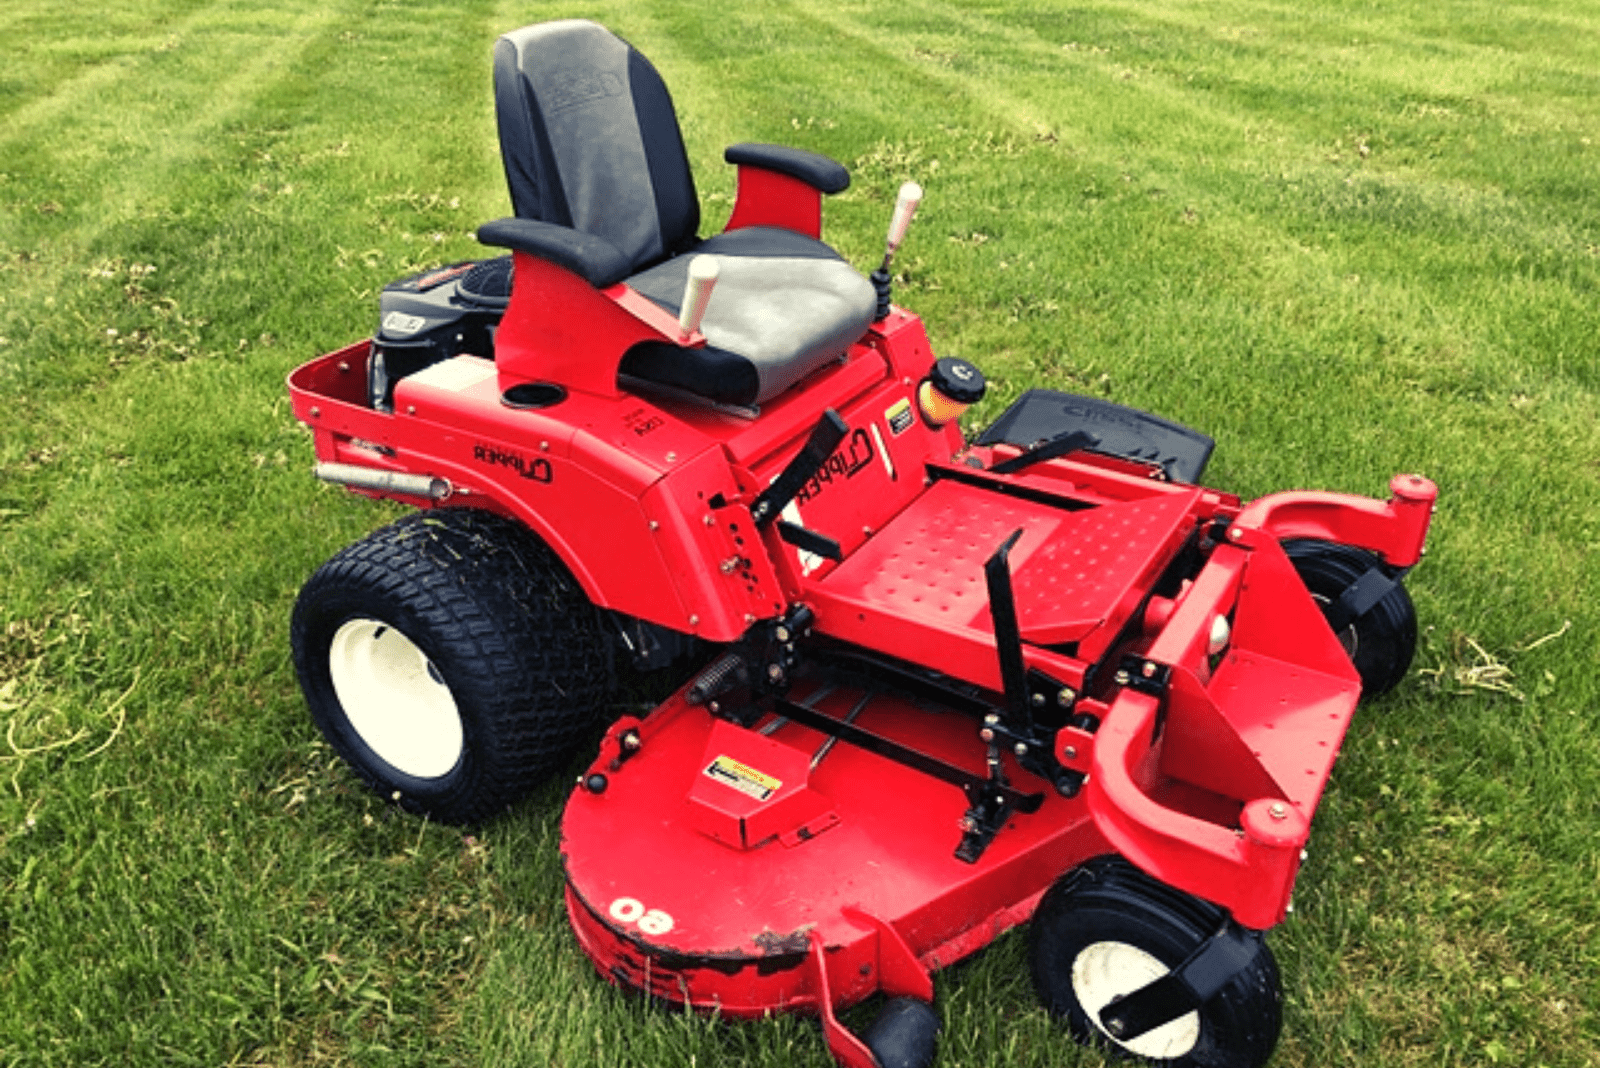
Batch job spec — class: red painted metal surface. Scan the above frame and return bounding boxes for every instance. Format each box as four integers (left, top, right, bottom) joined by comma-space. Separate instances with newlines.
562, 679, 1106, 1015
724, 165, 825, 238
808, 478, 1209, 693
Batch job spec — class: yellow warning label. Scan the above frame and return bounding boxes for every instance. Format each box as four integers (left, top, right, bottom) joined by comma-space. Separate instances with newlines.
704, 755, 782, 801
885, 397, 915, 436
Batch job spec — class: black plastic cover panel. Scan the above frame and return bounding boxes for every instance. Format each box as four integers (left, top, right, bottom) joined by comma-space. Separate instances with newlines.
977, 389, 1215, 485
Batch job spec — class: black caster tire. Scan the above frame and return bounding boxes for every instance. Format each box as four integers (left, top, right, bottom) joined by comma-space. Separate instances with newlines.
290, 509, 612, 825
862, 997, 940, 1068
1282, 538, 1417, 699
1030, 857, 1282, 1068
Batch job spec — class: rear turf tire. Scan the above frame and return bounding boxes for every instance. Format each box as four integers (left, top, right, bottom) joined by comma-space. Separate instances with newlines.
290, 509, 611, 825
1030, 857, 1282, 1068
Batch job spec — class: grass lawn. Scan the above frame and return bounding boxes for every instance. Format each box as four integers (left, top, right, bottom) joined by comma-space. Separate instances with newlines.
1, 0, 1596, 1065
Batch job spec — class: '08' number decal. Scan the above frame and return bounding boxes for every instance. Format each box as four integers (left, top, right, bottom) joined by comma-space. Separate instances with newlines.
609, 896, 675, 936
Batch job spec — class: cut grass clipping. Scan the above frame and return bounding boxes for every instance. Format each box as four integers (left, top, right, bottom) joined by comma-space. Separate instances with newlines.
2, 0, 1597, 1066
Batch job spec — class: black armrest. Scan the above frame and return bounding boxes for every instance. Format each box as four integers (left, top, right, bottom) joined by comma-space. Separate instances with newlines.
477, 218, 632, 288
724, 143, 850, 195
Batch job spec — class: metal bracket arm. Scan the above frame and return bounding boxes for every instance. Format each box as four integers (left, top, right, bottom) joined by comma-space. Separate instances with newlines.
1098, 921, 1266, 1042
1323, 564, 1407, 634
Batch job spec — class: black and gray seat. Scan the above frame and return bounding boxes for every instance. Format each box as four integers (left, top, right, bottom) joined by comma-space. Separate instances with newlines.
479, 19, 877, 407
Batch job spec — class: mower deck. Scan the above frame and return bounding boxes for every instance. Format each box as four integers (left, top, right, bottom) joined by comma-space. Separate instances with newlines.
563, 673, 1103, 1016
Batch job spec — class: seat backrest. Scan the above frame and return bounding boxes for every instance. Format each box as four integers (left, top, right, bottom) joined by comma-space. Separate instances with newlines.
493, 21, 700, 276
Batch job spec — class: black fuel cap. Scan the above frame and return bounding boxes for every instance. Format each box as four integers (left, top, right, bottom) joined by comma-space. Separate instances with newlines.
929, 357, 987, 404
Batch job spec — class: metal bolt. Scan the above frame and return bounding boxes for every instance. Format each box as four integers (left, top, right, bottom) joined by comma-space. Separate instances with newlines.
1013, 742, 1028, 756
1064, 746, 1078, 760
1229, 526, 1243, 541
1057, 687, 1076, 706
649, 521, 660, 531
1141, 661, 1157, 678
337, 361, 350, 373
979, 728, 995, 742
1031, 693, 1046, 707
744, 614, 756, 624
862, 526, 873, 537
621, 732, 641, 752
406, 405, 416, 415
708, 700, 720, 714
540, 440, 550, 451
720, 556, 739, 574
767, 664, 784, 682
688, 615, 700, 626
666, 452, 677, 463
775, 626, 791, 642
1269, 802, 1288, 821
983, 713, 1001, 726
1106, 1017, 1127, 1038
1114, 670, 1132, 686
309, 406, 321, 418
704, 514, 715, 526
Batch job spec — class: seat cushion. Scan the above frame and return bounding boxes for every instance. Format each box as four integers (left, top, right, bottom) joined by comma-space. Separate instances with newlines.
622, 227, 877, 406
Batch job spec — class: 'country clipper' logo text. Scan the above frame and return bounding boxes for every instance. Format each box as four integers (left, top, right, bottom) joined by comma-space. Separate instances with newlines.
473, 443, 553, 483
794, 427, 875, 505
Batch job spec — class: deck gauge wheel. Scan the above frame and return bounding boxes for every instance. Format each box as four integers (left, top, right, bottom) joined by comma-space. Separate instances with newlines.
862, 997, 941, 1068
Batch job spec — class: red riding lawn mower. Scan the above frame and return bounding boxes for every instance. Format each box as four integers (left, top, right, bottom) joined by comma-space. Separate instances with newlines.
287, 19, 1436, 1068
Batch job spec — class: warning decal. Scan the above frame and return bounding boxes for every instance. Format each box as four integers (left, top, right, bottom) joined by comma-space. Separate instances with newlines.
704, 755, 782, 801
885, 397, 915, 436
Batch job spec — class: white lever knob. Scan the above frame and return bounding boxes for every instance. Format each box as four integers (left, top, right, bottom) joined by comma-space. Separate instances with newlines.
677, 255, 720, 340
885, 181, 923, 257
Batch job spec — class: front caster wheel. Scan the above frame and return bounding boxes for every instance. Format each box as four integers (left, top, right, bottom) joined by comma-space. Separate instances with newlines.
1030, 857, 1282, 1068
1283, 538, 1417, 699
290, 509, 612, 825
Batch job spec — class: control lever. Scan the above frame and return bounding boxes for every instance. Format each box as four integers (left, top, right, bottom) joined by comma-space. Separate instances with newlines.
988, 428, 1101, 476
750, 409, 849, 527
871, 182, 923, 320
677, 255, 720, 340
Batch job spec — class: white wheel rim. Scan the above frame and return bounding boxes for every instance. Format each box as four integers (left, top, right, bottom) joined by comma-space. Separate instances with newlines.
328, 618, 464, 779
1072, 940, 1201, 1059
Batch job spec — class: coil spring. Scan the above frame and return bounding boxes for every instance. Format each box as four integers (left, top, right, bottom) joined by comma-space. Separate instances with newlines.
686, 652, 745, 706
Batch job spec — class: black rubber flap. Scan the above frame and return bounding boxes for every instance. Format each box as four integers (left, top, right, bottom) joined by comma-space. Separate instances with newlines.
977, 389, 1214, 485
